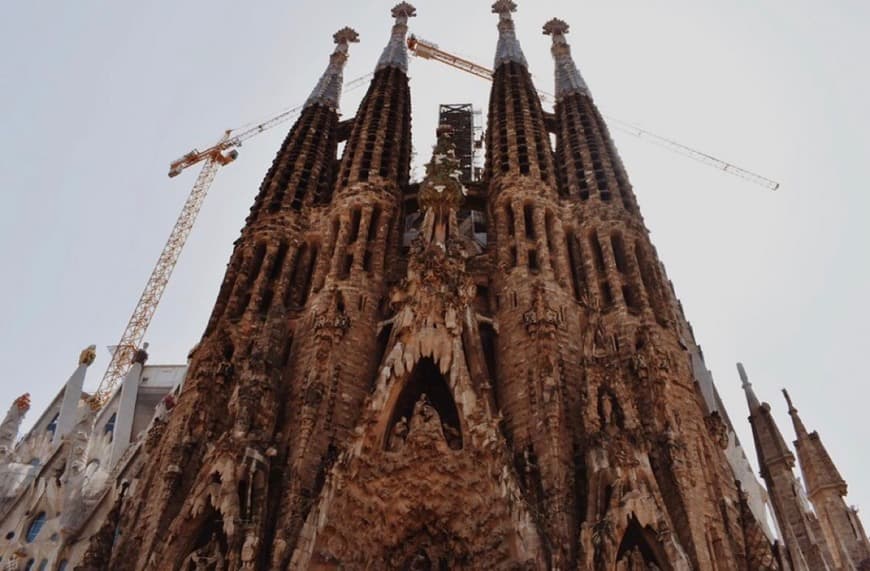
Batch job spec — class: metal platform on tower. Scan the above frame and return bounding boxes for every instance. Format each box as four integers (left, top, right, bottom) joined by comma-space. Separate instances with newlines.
438, 104, 482, 183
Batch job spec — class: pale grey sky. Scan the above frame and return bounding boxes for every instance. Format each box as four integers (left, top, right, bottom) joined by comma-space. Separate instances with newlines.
1, 1, 868, 520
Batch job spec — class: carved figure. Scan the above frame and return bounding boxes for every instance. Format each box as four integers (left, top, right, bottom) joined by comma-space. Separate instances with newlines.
388, 416, 409, 451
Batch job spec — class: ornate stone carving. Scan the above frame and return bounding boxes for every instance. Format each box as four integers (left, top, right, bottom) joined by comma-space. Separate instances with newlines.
79, 344, 97, 366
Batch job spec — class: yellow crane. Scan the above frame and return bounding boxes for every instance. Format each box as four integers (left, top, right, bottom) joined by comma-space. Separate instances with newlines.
86, 73, 374, 408
88, 37, 779, 408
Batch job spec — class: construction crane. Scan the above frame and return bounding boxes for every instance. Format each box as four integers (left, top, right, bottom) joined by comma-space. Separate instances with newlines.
87, 76, 373, 408
408, 35, 780, 191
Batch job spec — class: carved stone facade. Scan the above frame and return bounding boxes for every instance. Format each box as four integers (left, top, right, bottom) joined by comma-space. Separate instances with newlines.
2, 3, 867, 571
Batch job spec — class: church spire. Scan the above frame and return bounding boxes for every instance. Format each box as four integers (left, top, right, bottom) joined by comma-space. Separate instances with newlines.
545, 16, 639, 212
376, 2, 416, 73
783, 389, 846, 497
741, 365, 834, 570
783, 389, 870, 568
484, 1, 555, 186
492, 0, 527, 69
336, 3, 414, 192
542, 18, 589, 100
305, 27, 359, 110
739, 362, 761, 411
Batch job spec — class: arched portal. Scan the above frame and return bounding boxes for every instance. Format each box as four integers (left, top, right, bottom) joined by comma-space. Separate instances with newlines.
615, 515, 672, 571
385, 357, 462, 450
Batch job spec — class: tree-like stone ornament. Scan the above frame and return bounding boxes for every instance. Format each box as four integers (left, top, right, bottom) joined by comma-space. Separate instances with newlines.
542, 18, 569, 37
333, 26, 360, 47
492, 0, 518, 15
391, 1, 417, 20
13, 393, 31, 412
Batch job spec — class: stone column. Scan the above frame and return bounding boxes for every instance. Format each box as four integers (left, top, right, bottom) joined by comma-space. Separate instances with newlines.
109, 344, 148, 466
54, 344, 96, 443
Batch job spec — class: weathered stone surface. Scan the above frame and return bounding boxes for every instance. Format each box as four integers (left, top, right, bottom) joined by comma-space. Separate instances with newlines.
5, 4, 854, 571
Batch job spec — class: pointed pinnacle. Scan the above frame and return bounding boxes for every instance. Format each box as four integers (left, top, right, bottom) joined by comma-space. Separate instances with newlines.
737, 362, 761, 410
782, 388, 797, 413
737, 362, 750, 386
543, 18, 569, 37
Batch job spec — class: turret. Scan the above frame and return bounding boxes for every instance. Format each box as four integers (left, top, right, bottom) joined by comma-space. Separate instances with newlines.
784, 389, 870, 569
740, 364, 832, 570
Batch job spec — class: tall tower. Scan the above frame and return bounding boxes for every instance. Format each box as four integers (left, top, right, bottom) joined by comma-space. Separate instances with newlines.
784, 390, 870, 570
75, 4, 870, 571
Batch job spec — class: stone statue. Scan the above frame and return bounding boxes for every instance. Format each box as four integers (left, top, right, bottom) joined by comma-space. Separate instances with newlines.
388, 416, 409, 451
183, 533, 225, 571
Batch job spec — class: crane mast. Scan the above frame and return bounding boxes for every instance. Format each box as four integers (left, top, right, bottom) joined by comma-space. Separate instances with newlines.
88, 143, 233, 408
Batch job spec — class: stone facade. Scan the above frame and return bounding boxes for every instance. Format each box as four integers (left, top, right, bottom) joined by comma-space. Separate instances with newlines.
1, 2, 867, 570
0, 349, 184, 571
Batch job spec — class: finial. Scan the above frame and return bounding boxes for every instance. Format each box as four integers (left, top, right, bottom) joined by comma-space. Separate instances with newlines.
13, 393, 31, 413
782, 388, 796, 413
132, 342, 150, 365
377, 3, 416, 73
542, 17, 569, 37
391, 2, 417, 20
79, 344, 97, 366
333, 27, 360, 47
543, 17, 589, 99
737, 362, 761, 410
305, 27, 359, 110
492, 0, 527, 68
492, 0, 518, 16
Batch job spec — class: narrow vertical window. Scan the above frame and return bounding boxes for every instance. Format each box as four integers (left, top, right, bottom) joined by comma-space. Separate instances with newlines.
25, 512, 46, 543
566, 232, 586, 301
611, 233, 628, 274
349, 208, 362, 244
523, 204, 535, 240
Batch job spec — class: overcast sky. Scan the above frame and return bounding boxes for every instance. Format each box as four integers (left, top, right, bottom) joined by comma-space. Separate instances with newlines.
1, 1, 867, 522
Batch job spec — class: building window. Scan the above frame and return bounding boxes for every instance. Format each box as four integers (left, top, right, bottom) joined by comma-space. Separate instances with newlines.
37, 560, 48, 571
24, 560, 34, 571
46, 413, 59, 437
25, 512, 46, 542
57, 561, 68, 571
104, 413, 117, 442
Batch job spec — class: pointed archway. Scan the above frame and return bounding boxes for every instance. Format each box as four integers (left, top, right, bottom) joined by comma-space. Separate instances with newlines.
385, 357, 462, 450
616, 514, 672, 571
